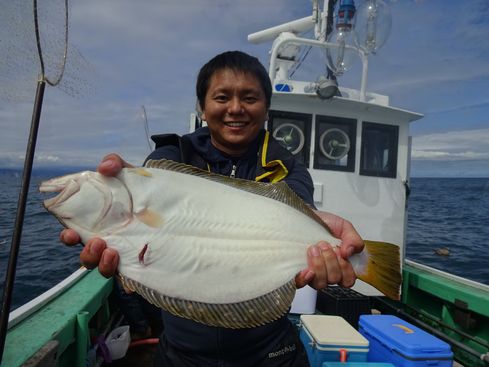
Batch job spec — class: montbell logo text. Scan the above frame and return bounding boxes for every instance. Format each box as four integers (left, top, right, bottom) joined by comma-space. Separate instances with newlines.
268, 344, 296, 358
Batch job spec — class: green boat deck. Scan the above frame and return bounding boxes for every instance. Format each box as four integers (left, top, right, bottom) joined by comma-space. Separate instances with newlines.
3, 262, 488, 367
390, 261, 489, 366
2, 270, 113, 367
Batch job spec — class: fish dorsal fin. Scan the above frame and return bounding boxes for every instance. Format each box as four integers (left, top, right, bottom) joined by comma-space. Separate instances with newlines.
144, 158, 331, 233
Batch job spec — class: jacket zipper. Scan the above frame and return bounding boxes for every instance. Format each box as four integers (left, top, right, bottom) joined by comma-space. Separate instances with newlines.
230, 164, 237, 178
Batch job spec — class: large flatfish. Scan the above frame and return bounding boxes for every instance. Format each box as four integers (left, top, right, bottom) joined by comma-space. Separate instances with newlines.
40, 159, 401, 329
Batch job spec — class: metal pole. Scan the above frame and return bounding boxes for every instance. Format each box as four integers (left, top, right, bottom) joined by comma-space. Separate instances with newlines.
0, 79, 46, 363
268, 36, 366, 95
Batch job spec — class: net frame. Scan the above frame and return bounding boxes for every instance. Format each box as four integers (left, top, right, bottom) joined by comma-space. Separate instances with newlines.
34, 0, 69, 86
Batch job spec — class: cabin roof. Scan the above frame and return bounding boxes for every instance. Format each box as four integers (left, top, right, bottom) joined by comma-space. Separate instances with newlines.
271, 90, 423, 124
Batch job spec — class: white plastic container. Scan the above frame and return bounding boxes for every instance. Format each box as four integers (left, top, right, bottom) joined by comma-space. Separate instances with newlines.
290, 285, 317, 314
106, 325, 131, 360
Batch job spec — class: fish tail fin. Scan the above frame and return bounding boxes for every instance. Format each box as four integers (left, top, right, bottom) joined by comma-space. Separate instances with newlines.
356, 240, 402, 300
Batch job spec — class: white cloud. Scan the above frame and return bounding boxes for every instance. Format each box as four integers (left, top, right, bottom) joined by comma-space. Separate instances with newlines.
374, 66, 489, 93
35, 155, 61, 163
412, 150, 489, 160
367, 0, 489, 112
412, 128, 489, 161
1, 0, 489, 178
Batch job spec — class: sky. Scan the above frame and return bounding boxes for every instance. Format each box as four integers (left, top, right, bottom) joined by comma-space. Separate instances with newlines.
0, 0, 488, 177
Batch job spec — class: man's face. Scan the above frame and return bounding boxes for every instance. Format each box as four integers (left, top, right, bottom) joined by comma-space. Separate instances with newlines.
202, 68, 268, 156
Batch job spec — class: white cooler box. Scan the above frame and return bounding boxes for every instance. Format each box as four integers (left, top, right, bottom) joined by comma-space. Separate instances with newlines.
299, 315, 369, 367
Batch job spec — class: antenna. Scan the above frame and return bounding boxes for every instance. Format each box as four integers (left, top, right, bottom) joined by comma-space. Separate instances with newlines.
140, 105, 153, 152
248, 15, 315, 44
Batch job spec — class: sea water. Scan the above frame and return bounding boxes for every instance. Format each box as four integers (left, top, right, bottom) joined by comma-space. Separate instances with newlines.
0, 170, 488, 310
405, 177, 489, 284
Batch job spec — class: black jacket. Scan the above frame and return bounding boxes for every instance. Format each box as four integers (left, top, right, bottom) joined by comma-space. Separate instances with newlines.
145, 127, 313, 366
146, 127, 314, 205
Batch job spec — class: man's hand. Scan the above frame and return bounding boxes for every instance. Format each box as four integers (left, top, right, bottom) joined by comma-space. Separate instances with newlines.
295, 211, 364, 289
59, 153, 131, 277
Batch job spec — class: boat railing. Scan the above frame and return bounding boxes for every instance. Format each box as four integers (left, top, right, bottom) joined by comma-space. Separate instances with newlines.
405, 259, 489, 292
7, 267, 88, 329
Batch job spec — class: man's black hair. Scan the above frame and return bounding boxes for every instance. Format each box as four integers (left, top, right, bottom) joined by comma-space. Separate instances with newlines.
196, 51, 272, 110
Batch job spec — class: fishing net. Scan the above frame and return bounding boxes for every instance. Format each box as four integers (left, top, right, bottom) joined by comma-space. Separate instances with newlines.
0, 0, 94, 102
0, 0, 96, 360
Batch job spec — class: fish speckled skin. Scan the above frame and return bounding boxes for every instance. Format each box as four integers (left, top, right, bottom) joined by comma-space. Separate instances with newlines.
40, 159, 400, 328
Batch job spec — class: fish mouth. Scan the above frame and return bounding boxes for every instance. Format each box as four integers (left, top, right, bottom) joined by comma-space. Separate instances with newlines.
39, 177, 80, 210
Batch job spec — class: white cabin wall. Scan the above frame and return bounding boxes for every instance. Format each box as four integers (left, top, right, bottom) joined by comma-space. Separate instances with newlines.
271, 93, 414, 296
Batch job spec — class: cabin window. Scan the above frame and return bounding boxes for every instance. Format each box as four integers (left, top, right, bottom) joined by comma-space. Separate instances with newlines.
360, 122, 399, 178
268, 110, 312, 166
313, 115, 356, 172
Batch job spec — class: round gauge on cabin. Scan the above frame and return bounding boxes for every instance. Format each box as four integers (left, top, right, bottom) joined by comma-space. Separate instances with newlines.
319, 128, 350, 160
272, 122, 305, 155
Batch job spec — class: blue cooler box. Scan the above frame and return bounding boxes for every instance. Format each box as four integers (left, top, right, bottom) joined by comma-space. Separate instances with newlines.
359, 315, 453, 367
299, 315, 369, 366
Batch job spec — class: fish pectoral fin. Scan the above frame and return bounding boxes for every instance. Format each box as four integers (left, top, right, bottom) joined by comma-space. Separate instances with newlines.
135, 208, 164, 228
128, 167, 153, 177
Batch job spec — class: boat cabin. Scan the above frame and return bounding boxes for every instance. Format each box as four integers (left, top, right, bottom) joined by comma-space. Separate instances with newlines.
190, 15, 422, 296
268, 86, 422, 296
191, 84, 421, 297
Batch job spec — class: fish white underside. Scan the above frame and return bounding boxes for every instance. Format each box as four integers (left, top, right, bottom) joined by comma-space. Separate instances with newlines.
98, 168, 338, 305
42, 161, 401, 327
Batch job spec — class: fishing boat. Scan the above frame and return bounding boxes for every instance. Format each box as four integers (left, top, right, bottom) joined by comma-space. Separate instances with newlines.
1, 1, 488, 366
